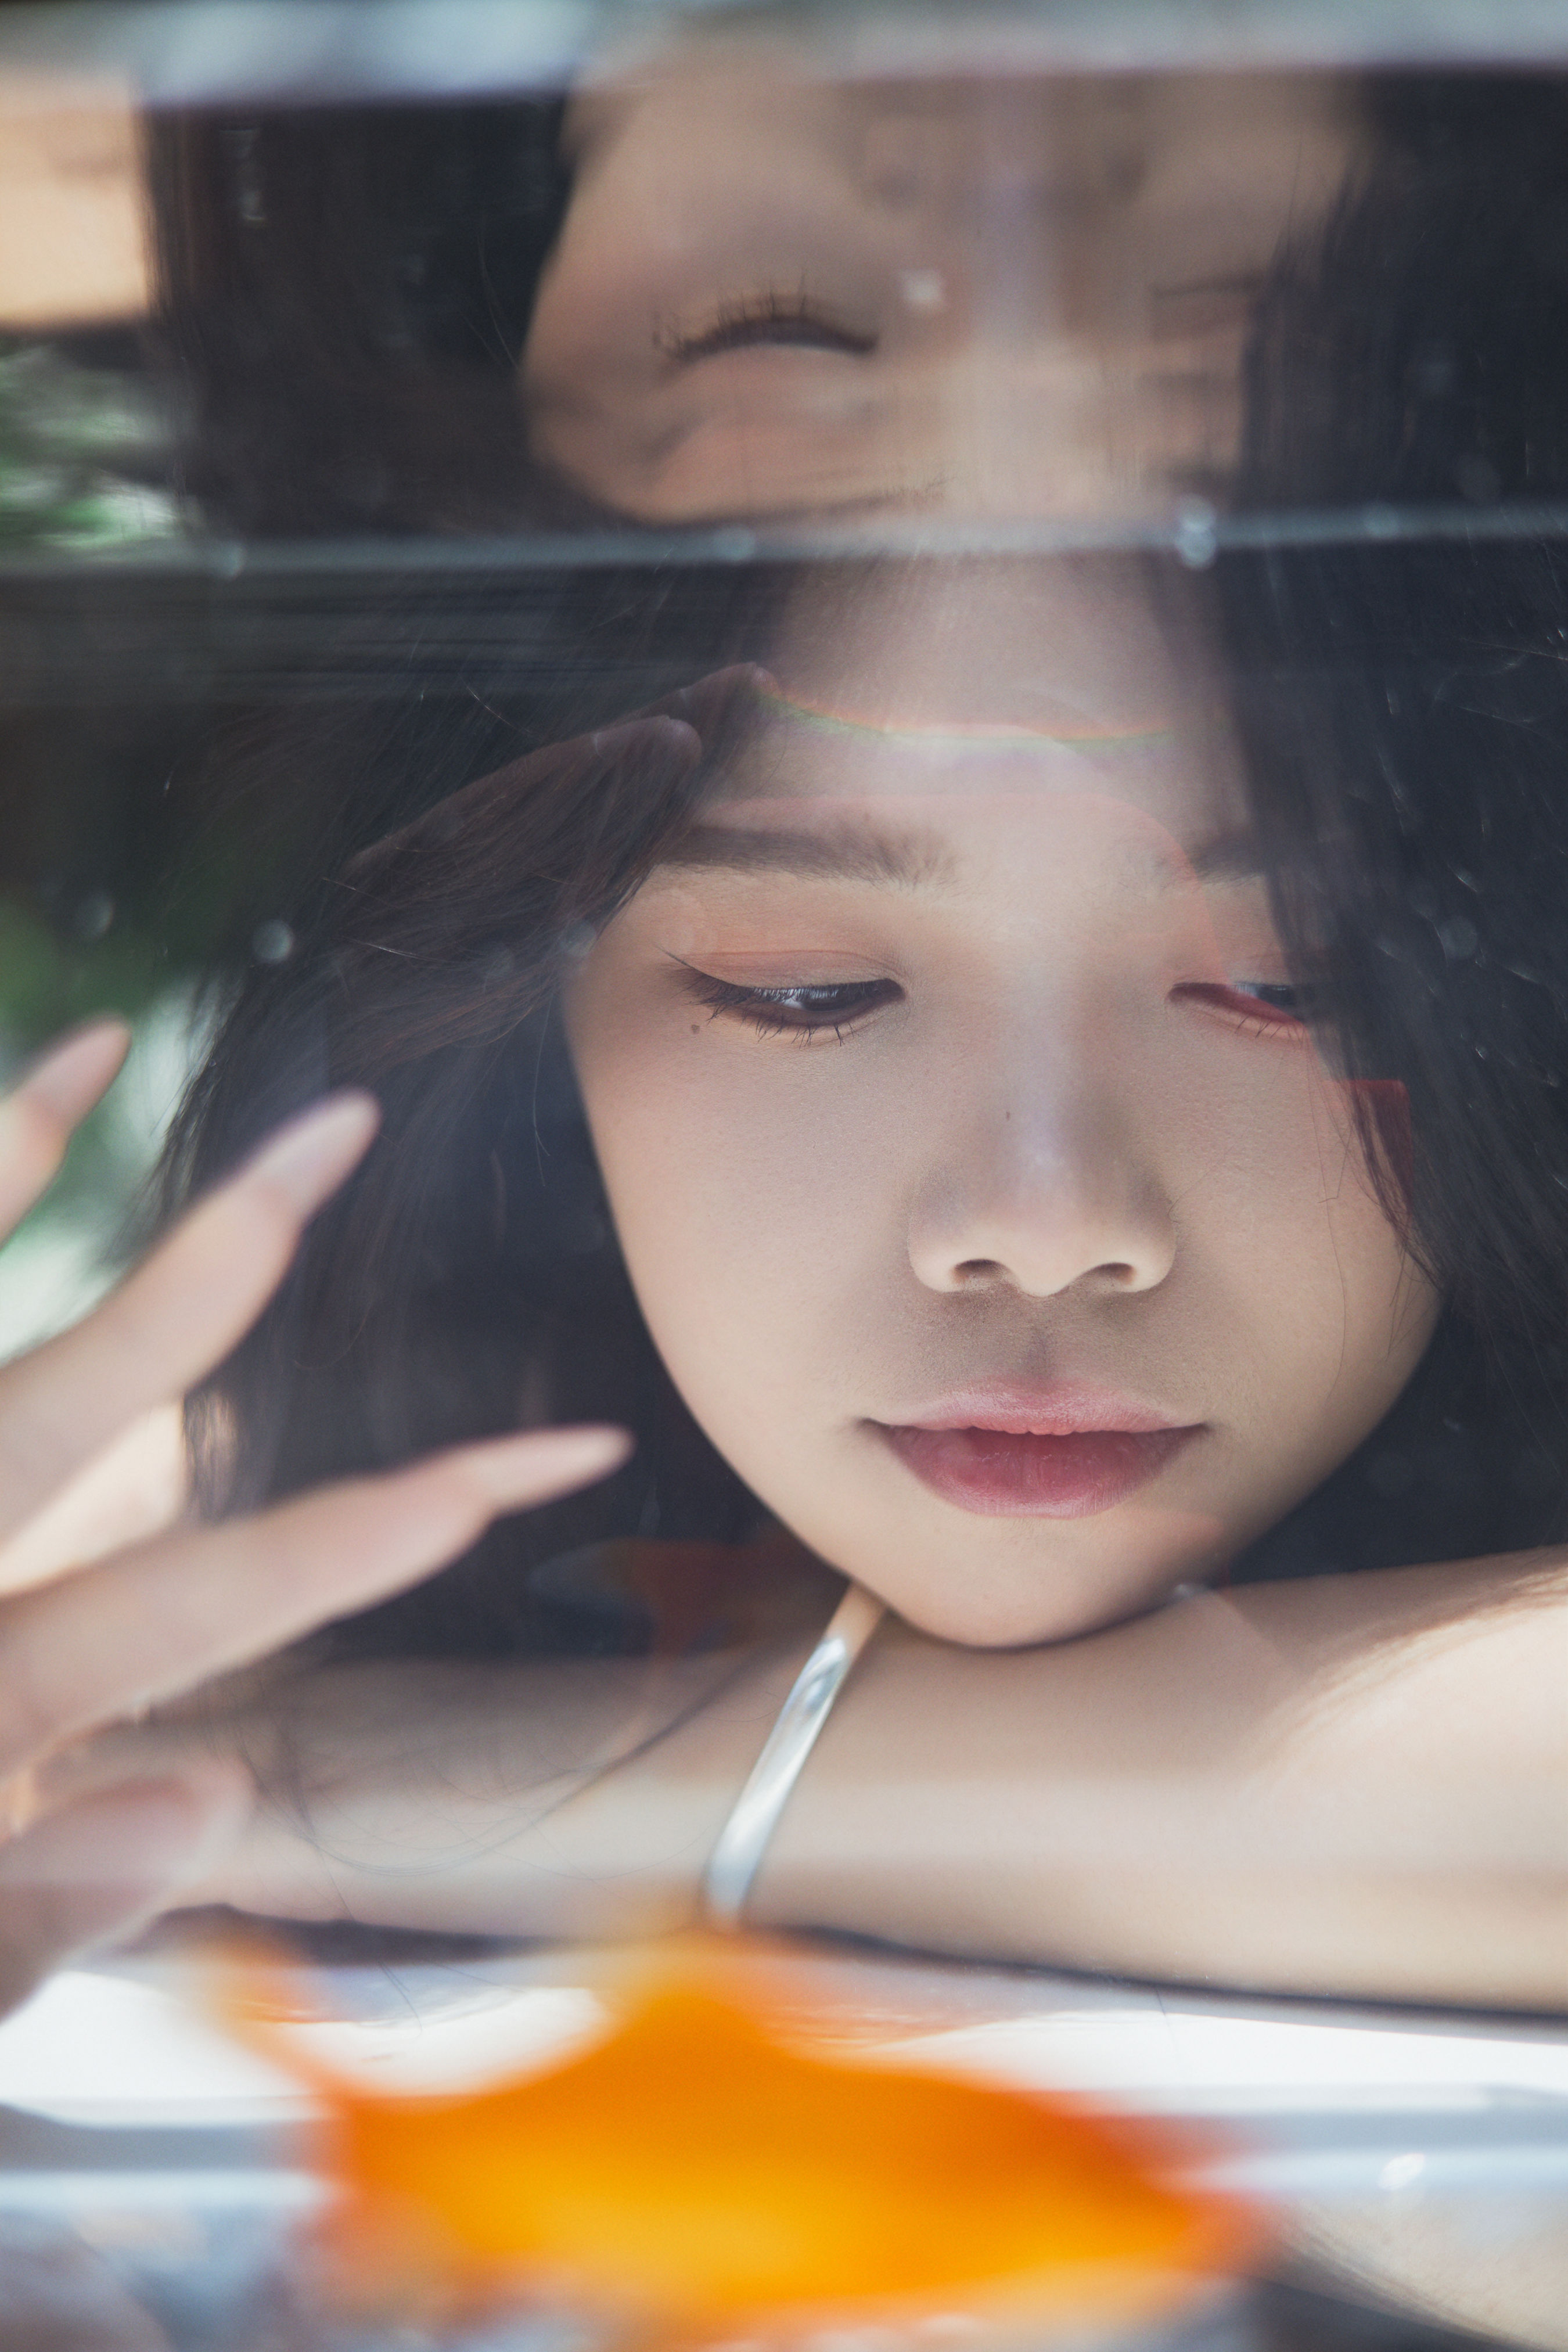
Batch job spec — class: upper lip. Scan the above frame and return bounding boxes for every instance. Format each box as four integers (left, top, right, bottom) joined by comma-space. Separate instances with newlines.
873, 1382, 1197, 1437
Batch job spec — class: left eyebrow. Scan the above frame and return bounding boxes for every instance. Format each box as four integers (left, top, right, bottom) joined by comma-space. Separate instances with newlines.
659, 822, 956, 889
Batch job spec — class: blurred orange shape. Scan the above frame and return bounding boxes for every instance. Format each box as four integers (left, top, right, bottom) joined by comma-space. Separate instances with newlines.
245, 1955, 1260, 2339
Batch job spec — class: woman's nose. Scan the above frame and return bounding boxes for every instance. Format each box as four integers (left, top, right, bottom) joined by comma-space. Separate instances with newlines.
905, 1061, 1177, 1300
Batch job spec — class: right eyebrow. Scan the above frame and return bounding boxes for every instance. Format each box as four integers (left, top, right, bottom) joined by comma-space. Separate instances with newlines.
658, 822, 956, 889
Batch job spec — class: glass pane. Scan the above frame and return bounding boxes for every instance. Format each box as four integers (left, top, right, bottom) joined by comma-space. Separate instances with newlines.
0, 8, 1565, 2346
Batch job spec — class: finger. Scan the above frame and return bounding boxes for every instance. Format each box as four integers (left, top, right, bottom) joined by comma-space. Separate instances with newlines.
0, 1405, 187, 1598
0, 1090, 378, 1540
343, 711, 703, 883
0, 1020, 130, 1245
0, 1425, 631, 1775
0, 1767, 249, 2022
646, 661, 777, 737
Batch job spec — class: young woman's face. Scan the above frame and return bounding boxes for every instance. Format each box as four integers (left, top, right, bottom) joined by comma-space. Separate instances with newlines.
565, 564, 1440, 1645
524, 48, 1360, 524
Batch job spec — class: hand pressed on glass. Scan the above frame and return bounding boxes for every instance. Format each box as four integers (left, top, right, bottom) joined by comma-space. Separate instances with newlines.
0, 1024, 628, 2015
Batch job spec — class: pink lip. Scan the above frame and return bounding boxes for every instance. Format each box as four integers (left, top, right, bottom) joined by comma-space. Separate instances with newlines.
873, 1386, 1202, 1520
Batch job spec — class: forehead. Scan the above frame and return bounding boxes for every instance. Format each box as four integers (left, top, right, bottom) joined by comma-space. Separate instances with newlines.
725, 559, 1245, 846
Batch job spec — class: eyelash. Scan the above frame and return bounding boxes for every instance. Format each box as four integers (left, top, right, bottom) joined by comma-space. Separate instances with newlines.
684, 973, 901, 1041
685, 974, 1320, 1047
659, 289, 879, 364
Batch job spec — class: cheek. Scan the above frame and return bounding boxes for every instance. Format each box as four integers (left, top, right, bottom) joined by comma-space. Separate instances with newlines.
1310, 1076, 1437, 1386
567, 987, 911, 1407
1164, 1033, 1369, 1264
1177, 1053, 1436, 1443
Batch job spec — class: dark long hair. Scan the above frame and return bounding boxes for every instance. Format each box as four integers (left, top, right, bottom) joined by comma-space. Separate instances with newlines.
145, 100, 581, 534
1217, 74, 1568, 1578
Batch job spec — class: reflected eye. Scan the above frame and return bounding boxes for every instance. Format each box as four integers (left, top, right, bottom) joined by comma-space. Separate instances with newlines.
660, 292, 879, 364
1173, 980, 1320, 1037
682, 970, 901, 1040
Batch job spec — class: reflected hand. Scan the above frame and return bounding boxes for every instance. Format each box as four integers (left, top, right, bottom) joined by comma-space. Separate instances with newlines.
0, 1022, 629, 2015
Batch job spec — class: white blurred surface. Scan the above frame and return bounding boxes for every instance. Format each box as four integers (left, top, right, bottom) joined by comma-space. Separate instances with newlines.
3, 1961, 1568, 2130
0, 1968, 609, 2123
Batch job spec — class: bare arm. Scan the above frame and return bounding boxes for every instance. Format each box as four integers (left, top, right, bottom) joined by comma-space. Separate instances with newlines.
137, 1545, 1568, 2010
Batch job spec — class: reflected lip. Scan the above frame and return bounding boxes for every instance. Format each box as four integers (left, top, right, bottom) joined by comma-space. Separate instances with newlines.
871, 1385, 1203, 1520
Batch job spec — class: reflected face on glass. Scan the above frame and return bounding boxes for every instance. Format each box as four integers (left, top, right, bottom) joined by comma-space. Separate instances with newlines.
566, 563, 1439, 1646
524, 51, 1361, 524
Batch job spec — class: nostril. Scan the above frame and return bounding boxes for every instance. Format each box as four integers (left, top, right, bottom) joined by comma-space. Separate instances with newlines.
1098, 1261, 1138, 1287
953, 1257, 1005, 1286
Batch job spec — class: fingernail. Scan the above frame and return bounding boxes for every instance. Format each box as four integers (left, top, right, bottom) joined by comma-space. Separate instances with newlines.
466, 1425, 634, 1504
16, 1019, 131, 1123
243, 1092, 380, 1215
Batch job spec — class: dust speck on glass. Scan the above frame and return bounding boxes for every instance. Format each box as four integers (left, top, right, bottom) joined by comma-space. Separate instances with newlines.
0, 6, 1567, 2347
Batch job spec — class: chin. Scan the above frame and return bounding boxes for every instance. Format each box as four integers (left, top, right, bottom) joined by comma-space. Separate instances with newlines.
863, 1569, 1164, 1651
786, 1456, 1231, 1647
857, 1524, 1222, 1649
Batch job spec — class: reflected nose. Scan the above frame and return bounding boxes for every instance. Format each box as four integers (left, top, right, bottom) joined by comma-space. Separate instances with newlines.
906, 1062, 1177, 1300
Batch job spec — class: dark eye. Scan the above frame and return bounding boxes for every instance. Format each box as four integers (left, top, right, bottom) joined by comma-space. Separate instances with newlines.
1232, 981, 1317, 1018
685, 972, 900, 1040
1171, 979, 1321, 1036
661, 292, 879, 364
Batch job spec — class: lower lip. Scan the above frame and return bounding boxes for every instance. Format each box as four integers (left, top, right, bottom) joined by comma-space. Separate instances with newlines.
877, 1423, 1199, 1518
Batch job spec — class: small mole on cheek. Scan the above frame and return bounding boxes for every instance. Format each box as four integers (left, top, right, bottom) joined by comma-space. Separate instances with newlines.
691, 1023, 700, 1034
